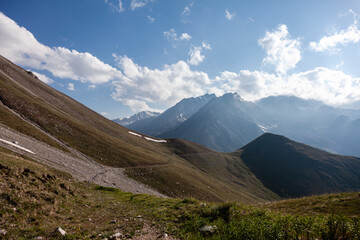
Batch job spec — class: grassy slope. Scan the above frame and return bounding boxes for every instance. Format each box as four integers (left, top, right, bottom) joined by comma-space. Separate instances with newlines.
262, 192, 360, 217
236, 133, 360, 198
164, 139, 279, 202
1, 147, 360, 239
0, 103, 67, 152
0, 56, 276, 203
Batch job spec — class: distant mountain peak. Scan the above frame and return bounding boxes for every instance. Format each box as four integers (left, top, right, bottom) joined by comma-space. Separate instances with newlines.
258, 132, 289, 142
220, 92, 244, 102
113, 111, 161, 126
127, 93, 216, 136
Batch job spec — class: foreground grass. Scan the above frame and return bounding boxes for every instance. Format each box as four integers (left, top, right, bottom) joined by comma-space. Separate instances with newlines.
1, 147, 360, 239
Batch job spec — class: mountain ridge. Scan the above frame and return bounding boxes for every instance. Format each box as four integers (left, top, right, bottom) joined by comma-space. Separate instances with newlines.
236, 133, 360, 198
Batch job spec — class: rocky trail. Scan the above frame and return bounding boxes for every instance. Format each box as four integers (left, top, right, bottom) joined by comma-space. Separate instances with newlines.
0, 124, 166, 197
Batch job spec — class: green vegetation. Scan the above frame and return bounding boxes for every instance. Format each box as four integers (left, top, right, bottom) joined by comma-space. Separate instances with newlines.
262, 192, 360, 217
1, 147, 360, 239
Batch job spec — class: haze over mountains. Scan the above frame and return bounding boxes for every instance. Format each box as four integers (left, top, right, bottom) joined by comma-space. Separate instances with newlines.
119, 93, 360, 157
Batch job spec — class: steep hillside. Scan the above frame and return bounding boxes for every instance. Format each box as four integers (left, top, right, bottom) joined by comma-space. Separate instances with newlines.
160, 93, 265, 152
128, 93, 215, 136
0, 55, 275, 203
236, 133, 360, 198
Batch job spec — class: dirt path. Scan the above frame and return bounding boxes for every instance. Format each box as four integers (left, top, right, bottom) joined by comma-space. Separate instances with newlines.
0, 124, 166, 198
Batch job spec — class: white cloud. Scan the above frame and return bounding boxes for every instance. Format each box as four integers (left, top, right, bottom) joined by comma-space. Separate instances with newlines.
188, 47, 204, 66
67, 83, 75, 91
216, 67, 360, 106
201, 42, 211, 50
31, 71, 54, 84
309, 10, 360, 52
258, 24, 301, 74
164, 29, 192, 46
180, 33, 192, 40
130, 0, 146, 11
112, 54, 212, 111
88, 84, 97, 89
225, 9, 235, 20
104, 0, 124, 13
164, 29, 177, 41
182, 3, 194, 23
101, 112, 109, 116
147, 15, 155, 23
0, 12, 123, 84
187, 42, 211, 66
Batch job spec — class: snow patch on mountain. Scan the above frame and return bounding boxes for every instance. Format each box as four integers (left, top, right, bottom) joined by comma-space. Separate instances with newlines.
128, 131, 166, 143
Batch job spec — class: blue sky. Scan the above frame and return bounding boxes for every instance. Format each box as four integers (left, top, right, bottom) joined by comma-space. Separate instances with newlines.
1, 0, 360, 119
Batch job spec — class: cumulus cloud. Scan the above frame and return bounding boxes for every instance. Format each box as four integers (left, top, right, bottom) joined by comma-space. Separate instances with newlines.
130, 0, 146, 11
187, 42, 211, 66
104, 0, 124, 13
180, 33, 192, 40
111, 54, 213, 111
31, 71, 54, 84
147, 15, 155, 23
164, 29, 192, 47
225, 9, 235, 20
258, 24, 301, 74
67, 83, 75, 91
216, 67, 360, 106
164, 29, 192, 41
0, 12, 123, 84
188, 47, 204, 66
164, 29, 178, 41
309, 10, 360, 52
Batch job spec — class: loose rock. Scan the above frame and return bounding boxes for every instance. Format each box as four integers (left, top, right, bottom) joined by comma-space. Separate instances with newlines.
199, 225, 217, 234
110, 232, 123, 239
56, 227, 66, 236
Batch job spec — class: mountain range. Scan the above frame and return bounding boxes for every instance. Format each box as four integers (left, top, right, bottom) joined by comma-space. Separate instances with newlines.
1, 55, 360, 204
113, 111, 160, 126
120, 92, 360, 157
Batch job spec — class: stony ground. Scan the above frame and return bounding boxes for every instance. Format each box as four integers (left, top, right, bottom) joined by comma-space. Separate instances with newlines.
0, 124, 165, 197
